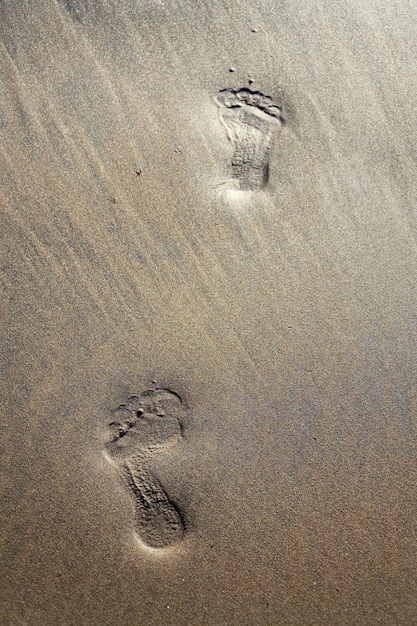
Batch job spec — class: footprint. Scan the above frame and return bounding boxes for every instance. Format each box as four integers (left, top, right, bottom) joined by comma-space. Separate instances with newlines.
105, 388, 185, 549
215, 87, 284, 191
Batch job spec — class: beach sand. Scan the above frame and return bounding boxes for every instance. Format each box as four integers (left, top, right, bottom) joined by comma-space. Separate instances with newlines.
1, 1, 417, 624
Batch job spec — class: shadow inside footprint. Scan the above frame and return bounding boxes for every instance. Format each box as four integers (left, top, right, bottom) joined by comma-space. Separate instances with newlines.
124, 465, 184, 549
215, 87, 284, 191
105, 388, 185, 549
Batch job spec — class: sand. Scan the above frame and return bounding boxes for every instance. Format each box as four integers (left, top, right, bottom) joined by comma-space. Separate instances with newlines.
1, 1, 417, 624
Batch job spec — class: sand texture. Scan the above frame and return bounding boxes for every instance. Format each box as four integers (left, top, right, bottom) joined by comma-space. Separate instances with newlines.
1, 1, 417, 624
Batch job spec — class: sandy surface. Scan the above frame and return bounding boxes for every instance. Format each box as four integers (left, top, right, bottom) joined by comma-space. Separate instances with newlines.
1, 1, 417, 624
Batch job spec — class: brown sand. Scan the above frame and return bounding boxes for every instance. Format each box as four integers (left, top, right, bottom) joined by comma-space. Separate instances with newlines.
1, 1, 417, 624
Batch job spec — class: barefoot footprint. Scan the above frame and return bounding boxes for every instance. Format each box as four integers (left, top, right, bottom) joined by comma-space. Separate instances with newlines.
105, 388, 185, 549
215, 87, 284, 191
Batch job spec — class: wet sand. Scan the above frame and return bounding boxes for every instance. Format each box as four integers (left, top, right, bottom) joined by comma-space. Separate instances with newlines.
1, 1, 417, 624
